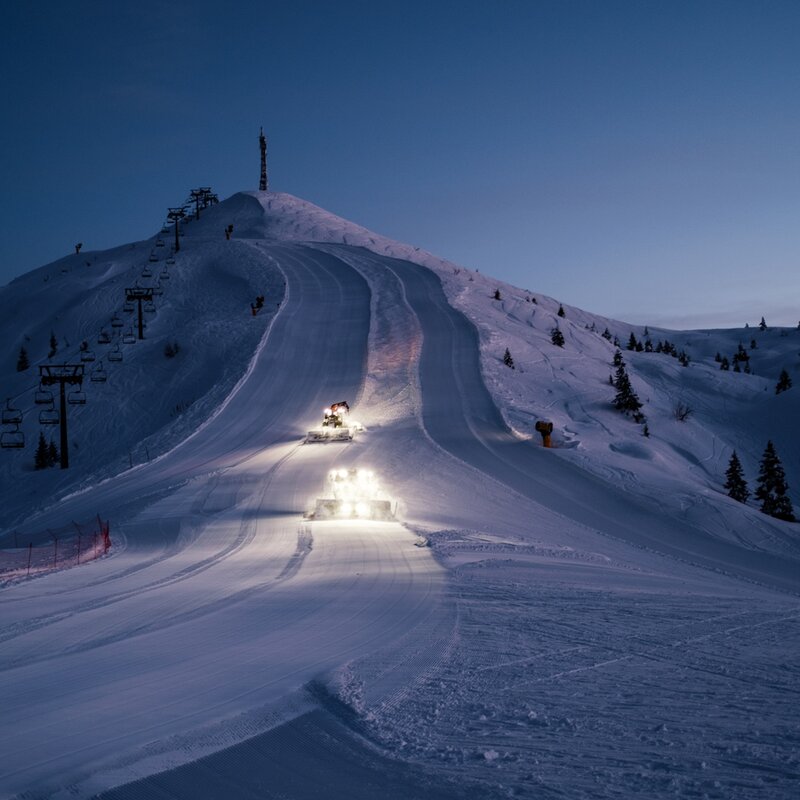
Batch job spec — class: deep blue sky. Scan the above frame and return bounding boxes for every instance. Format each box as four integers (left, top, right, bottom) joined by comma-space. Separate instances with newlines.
2, 0, 799, 328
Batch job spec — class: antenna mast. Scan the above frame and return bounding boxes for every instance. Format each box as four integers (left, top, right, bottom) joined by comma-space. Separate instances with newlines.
259, 127, 268, 192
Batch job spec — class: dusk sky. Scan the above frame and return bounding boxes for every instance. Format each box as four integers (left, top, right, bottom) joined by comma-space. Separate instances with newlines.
2, 0, 798, 329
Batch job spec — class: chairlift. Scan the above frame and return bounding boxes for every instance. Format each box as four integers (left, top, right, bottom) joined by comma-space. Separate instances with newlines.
166, 256, 175, 265
39, 407, 59, 425
144, 300, 156, 313
111, 314, 124, 328
123, 300, 135, 313
2, 399, 22, 425
35, 388, 54, 405
0, 425, 24, 449
122, 330, 137, 344
152, 281, 163, 296
108, 345, 123, 362
97, 330, 111, 344
68, 389, 86, 405
90, 362, 108, 383
148, 252, 158, 263
80, 349, 96, 362
161, 225, 169, 234
160, 268, 170, 279
156, 238, 165, 247
141, 266, 153, 278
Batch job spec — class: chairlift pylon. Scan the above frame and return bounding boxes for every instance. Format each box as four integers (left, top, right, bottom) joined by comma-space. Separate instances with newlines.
2, 399, 22, 425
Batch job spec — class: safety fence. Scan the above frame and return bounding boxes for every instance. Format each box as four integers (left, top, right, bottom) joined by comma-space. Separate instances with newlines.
0, 515, 111, 579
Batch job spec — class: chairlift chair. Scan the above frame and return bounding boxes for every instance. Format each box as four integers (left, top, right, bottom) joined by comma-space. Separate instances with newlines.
68, 389, 86, 405
148, 252, 158, 263
160, 268, 170, 279
152, 281, 163, 296
35, 388, 54, 405
122, 330, 137, 344
39, 407, 59, 425
108, 345, 123, 362
97, 330, 112, 344
166, 256, 175, 265
144, 300, 156, 313
80, 349, 96, 362
141, 266, 153, 278
0, 425, 24, 449
111, 314, 124, 328
90, 362, 108, 383
123, 300, 135, 313
156, 238, 165, 247
2, 399, 22, 425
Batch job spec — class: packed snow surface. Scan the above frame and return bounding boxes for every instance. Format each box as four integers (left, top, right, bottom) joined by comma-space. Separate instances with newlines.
1, 191, 798, 799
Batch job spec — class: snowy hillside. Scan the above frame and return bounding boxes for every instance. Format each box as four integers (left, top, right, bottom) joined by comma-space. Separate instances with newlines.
1, 191, 799, 800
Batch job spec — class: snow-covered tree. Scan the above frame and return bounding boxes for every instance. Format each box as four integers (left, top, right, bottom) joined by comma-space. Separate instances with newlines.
720, 357, 730, 371
601, 327, 612, 341
34, 432, 49, 470
48, 331, 58, 359
503, 348, 515, 369
613, 363, 642, 416
47, 439, 59, 467
557, 304, 565, 318
16, 346, 29, 372
627, 332, 637, 351
493, 289, 501, 300
724, 451, 749, 503
755, 441, 795, 522
550, 327, 565, 347
775, 369, 792, 394
613, 349, 624, 367
759, 316, 767, 331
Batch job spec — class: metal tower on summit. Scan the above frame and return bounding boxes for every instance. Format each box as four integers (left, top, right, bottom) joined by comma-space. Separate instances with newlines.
259, 127, 268, 192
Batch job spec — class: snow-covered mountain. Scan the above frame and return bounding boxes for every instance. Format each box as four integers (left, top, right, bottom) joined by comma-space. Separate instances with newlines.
1, 191, 798, 800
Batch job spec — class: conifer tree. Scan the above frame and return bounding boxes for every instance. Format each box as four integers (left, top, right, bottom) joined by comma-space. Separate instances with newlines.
613, 350, 624, 367
733, 360, 741, 373
714, 352, 722, 362
34, 432, 49, 470
627, 332, 637, 351
644, 326, 650, 337
48, 331, 58, 359
750, 339, 757, 349
613, 335, 620, 347
613, 363, 643, 415
557, 304, 565, 318
493, 289, 501, 300
601, 328, 612, 341
16, 346, 29, 372
644, 339, 653, 352
47, 439, 59, 467
503, 348, 515, 369
755, 441, 795, 521
720, 357, 730, 371
550, 327, 565, 347
724, 451, 749, 503
775, 369, 792, 394
759, 316, 767, 331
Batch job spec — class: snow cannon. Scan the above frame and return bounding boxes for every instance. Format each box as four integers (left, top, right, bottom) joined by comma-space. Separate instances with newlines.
305, 401, 363, 443
306, 468, 396, 521
535, 420, 553, 448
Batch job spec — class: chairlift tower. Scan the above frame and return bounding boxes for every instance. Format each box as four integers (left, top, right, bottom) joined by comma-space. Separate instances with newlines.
189, 187, 219, 219
259, 127, 268, 192
125, 287, 155, 340
167, 207, 186, 252
40, 364, 84, 469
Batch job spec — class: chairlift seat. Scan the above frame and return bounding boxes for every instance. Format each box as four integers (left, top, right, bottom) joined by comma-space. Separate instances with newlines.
122, 332, 136, 344
156, 238, 165, 247
91, 365, 108, 383
141, 267, 153, 278
35, 390, 54, 405
148, 253, 158, 263
39, 408, 59, 425
68, 390, 87, 405
123, 301, 135, 313
108, 347, 123, 362
111, 315, 123, 328
80, 350, 96, 362
98, 331, 112, 344
0, 428, 24, 449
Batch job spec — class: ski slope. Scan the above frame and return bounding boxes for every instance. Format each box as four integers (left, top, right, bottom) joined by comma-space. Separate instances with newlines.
1, 192, 799, 799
